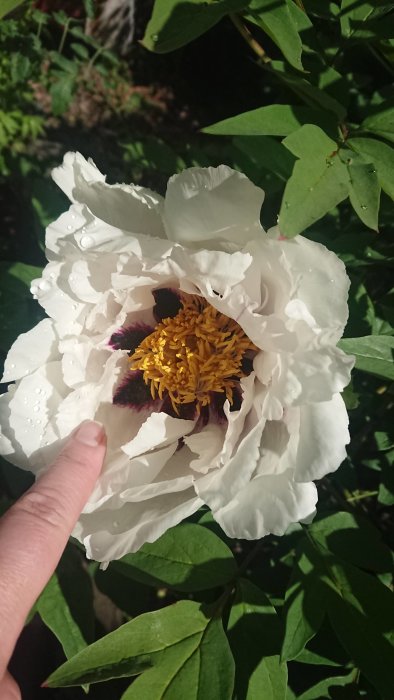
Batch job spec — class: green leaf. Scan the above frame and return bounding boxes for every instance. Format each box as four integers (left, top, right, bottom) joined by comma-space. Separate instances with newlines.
325, 563, 394, 699
50, 75, 76, 116
245, 0, 303, 70
309, 511, 393, 574
0, 262, 44, 352
71, 42, 90, 60
50, 52, 79, 74
228, 578, 287, 700
297, 672, 355, 700
338, 335, 394, 380
300, 530, 394, 699
340, 0, 374, 37
282, 124, 337, 159
363, 107, 394, 144
345, 275, 376, 338
203, 105, 334, 137
121, 611, 234, 699
111, 523, 237, 592
46, 600, 234, 698
348, 137, 394, 200
269, 61, 347, 120
82, 0, 96, 18
10, 53, 30, 83
347, 162, 380, 230
379, 451, 394, 505
281, 542, 328, 662
36, 546, 94, 660
0, 0, 25, 19
233, 135, 295, 182
341, 382, 360, 410
294, 618, 349, 667
278, 126, 349, 236
142, 0, 247, 53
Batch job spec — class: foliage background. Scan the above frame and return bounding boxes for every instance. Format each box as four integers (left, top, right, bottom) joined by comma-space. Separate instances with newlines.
0, 0, 393, 698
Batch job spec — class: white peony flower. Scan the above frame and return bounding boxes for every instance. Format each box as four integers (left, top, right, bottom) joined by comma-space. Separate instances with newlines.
0, 153, 354, 563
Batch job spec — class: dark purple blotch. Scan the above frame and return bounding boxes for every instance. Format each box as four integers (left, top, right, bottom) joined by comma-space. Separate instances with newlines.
113, 370, 160, 410
161, 396, 198, 421
153, 287, 182, 323
109, 324, 153, 353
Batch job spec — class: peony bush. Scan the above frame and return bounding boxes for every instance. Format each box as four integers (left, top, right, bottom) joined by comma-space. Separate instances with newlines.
0, 152, 354, 563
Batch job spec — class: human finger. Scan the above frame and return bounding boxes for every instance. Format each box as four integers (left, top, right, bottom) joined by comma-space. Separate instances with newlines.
0, 420, 106, 677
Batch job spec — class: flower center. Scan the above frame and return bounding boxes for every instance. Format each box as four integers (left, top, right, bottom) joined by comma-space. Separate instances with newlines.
129, 294, 257, 413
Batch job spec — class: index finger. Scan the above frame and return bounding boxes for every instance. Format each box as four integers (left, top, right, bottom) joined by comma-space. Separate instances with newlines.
0, 420, 106, 676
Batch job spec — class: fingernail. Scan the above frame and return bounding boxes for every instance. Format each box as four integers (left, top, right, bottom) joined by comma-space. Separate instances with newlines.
74, 420, 105, 447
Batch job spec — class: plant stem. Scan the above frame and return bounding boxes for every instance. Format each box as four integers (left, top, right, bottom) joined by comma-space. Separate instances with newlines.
346, 490, 379, 503
58, 17, 70, 55
230, 13, 271, 64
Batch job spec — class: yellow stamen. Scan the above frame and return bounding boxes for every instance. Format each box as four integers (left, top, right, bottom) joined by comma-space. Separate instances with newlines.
129, 294, 257, 413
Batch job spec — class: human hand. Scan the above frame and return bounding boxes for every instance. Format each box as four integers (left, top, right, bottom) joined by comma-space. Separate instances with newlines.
0, 420, 106, 699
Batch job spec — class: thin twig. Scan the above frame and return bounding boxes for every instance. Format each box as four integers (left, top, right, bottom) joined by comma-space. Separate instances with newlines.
230, 13, 271, 64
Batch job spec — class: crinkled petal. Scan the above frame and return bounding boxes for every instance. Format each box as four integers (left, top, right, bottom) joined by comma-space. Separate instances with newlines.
294, 393, 350, 483
213, 469, 318, 540
1, 319, 58, 383
77, 489, 203, 561
184, 424, 226, 474
122, 412, 196, 459
2, 362, 68, 470
164, 165, 265, 248
281, 235, 350, 341
53, 151, 165, 238
52, 152, 106, 202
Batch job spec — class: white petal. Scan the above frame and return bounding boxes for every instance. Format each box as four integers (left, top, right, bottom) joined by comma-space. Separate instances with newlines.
77, 490, 203, 561
31, 264, 86, 336
195, 407, 266, 512
4, 362, 67, 469
122, 412, 196, 459
1, 319, 58, 383
75, 182, 165, 239
59, 337, 112, 389
213, 469, 318, 540
52, 151, 165, 240
164, 165, 265, 248
282, 235, 350, 340
294, 393, 350, 483
268, 347, 354, 408
52, 152, 105, 202
173, 247, 253, 295
55, 351, 123, 438
184, 424, 226, 474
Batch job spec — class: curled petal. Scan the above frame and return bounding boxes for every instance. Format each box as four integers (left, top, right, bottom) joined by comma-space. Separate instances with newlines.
213, 469, 318, 540
164, 165, 265, 249
294, 393, 350, 483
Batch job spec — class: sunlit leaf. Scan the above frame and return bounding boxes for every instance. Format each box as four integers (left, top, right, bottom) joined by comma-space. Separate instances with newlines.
46, 600, 234, 698
338, 335, 394, 380
111, 523, 237, 592
203, 105, 334, 136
